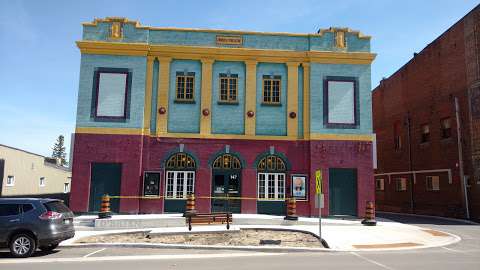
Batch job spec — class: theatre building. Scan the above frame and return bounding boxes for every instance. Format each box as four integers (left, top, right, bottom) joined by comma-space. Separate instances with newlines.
70, 17, 376, 216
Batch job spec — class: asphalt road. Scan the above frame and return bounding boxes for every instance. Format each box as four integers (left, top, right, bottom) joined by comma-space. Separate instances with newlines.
0, 213, 479, 270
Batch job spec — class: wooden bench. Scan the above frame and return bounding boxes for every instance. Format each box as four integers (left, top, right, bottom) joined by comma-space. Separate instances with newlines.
186, 212, 232, 231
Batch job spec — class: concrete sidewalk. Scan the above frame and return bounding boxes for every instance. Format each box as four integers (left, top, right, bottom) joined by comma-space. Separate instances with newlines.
64, 214, 461, 252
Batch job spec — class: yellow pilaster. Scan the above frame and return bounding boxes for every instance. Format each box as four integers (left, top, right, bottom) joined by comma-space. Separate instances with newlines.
200, 58, 214, 135
287, 62, 299, 138
303, 63, 310, 139
156, 57, 172, 135
143, 56, 155, 135
244, 60, 257, 136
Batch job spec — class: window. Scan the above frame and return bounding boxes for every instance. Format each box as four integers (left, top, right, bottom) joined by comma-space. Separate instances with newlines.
257, 155, 286, 172
0, 204, 20, 216
258, 173, 285, 200
176, 72, 195, 101
219, 74, 238, 103
421, 124, 430, 143
395, 178, 407, 191
212, 154, 241, 169
6, 175, 14, 186
375, 178, 385, 191
262, 75, 281, 104
63, 183, 70, 193
165, 171, 195, 199
441, 118, 452, 139
324, 77, 358, 127
165, 153, 196, 199
394, 121, 402, 151
94, 69, 129, 118
257, 154, 286, 200
426, 176, 440, 191
22, 204, 34, 213
143, 172, 160, 197
39, 177, 45, 187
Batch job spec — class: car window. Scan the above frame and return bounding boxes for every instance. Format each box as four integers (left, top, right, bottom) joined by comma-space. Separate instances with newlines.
0, 204, 20, 216
22, 204, 34, 213
43, 201, 70, 213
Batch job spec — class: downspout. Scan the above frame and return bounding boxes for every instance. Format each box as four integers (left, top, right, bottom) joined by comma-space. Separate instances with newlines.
406, 112, 414, 213
454, 96, 470, 219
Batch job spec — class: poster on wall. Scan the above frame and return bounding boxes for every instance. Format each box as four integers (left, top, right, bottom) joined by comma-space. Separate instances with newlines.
143, 172, 160, 197
291, 174, 308, 200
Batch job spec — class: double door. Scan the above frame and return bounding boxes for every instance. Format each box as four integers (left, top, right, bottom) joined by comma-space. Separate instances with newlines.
212, 170, 241, 213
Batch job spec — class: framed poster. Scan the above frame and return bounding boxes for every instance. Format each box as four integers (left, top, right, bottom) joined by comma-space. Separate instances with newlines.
291, 174, 308, 201
143, 172, 161, 197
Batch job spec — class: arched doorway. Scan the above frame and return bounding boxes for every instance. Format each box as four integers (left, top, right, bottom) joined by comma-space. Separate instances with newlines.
256, 154, 287, 215
164, 152, 196, 213
211, 154, 242, 213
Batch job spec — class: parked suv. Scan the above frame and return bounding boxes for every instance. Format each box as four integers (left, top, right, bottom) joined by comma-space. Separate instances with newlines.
0, 198, 75, 257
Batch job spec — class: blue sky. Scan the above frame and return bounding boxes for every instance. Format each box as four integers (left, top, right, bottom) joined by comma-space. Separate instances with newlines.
0, 0, 478, 157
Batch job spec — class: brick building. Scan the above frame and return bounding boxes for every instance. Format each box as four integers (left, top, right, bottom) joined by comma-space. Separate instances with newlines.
373, 5, 480, 220
70, 17, 376, 216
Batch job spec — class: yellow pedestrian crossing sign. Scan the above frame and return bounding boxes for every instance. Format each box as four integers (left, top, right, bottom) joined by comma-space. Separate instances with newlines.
315, 170, 322, 194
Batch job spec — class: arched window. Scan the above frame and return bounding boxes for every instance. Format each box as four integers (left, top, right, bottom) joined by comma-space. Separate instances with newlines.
165, 153, 196, 199
212, 154, 241, 170
257, 155, 286, 172
257, 155, 286, 200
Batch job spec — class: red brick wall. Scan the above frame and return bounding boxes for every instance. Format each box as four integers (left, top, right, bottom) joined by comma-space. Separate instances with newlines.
70, 133, 374, 217
373, 5, 479, 219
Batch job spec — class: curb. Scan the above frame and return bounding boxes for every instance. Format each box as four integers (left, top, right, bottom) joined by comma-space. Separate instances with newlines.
377, 211, 480, 225
61, 242, 332, 253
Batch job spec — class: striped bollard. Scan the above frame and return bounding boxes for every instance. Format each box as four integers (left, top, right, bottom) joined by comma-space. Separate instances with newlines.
284, 197, 298, 221
98, 194, 111, 219
361, 201, 377, 226
184, 194, 197, 217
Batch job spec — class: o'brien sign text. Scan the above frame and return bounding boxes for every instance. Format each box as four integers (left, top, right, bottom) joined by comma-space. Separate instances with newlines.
216, 35, 243, 45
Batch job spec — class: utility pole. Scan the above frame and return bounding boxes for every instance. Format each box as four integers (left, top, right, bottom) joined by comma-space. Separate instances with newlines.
406, 112, 415, 213
454, 96, 470, 219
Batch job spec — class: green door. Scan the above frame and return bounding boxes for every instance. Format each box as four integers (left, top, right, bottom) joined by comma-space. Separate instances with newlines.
89, 163, 122, 213
212, 170, 241, 213
329, 168, 357, 216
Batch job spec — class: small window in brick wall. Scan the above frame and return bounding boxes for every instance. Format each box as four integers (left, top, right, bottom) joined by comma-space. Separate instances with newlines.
219, 74, 238, 103
440, 118, 452, 139
421, 124, 430, 143
395, 178, 407, 191
375, 178, 385, 191
394, 121, 402, 151
175, 72, 195, 102
426, 176, 440, 191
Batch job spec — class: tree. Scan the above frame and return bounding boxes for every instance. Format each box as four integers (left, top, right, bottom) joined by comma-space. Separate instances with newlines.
52, 135, 68, 166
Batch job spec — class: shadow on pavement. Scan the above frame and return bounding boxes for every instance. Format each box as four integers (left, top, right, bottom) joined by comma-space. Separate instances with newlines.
377, 212, 479, 226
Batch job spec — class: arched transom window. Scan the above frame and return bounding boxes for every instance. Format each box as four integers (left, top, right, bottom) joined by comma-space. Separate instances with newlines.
165, 153, 196, 199
166, 153, 196, 170
257, 155, 286, 172
257, 155, 286, 200
212, 154, 241, 170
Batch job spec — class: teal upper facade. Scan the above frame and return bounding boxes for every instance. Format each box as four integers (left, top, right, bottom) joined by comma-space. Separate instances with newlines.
75, 18, 375, 139
82, 18, 371, 53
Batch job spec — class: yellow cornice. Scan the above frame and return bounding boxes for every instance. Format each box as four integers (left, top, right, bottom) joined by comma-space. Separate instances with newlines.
310, 133, 374, 141
75, 127, 373, 142
82, 17, 371, 39
76, 41, 376, 64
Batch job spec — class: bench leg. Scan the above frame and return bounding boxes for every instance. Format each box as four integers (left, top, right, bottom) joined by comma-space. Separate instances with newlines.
188, 216, 192, 231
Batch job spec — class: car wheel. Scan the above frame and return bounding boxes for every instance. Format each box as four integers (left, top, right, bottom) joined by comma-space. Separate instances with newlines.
9, 234, 36, 258
39, 243, 59, 252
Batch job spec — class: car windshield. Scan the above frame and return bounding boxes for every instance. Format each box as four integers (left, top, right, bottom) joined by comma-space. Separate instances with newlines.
43, 201, 71, 213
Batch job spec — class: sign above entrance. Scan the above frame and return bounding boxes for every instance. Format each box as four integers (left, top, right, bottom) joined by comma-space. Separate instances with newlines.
315, 170, 322, 194
216, 35, 243, 46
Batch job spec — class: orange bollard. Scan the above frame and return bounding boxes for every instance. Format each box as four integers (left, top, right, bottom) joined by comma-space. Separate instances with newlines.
284, 197, 298, 221
184, 193, 197, 217
361, 201, 377, 226
98, 194, 111, 219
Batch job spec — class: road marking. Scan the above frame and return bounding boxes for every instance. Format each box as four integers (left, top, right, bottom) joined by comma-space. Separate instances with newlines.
441, 247, 470, 254
83, 248, 106, 258
0, 252, 280, 264
350, 252, 395, 270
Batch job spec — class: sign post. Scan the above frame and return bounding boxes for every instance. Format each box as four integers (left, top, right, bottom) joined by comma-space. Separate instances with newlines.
315, 170, 323, 240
